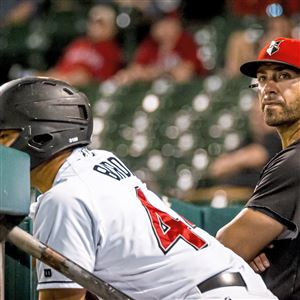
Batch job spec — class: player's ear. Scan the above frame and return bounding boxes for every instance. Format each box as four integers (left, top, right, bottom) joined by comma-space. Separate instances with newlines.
0, 130, 20, 147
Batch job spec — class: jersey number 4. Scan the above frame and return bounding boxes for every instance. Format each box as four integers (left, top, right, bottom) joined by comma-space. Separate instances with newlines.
136, 187, 207, 254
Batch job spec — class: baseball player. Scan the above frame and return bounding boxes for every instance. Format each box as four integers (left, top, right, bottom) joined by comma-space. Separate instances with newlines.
217, 37, 300, 299
0, 77, 277, 299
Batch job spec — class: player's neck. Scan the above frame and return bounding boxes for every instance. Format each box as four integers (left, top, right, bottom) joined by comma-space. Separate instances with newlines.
277, 119, 300, 148
30, 149, 72, 193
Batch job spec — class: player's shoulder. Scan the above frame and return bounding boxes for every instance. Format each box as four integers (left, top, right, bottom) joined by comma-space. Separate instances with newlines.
90, 149, 132, 169
57, 147, 137, 190
35, 178, 94, 224
262, 141, 300, 181
48, 176, 89, 202
91, 150, 136, 183
278, 142, 300, 167
90, 148, 116, 158
68, 147, 119, 166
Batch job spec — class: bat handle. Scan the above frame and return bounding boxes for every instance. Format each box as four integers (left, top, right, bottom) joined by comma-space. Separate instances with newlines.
7, 226, 132, 300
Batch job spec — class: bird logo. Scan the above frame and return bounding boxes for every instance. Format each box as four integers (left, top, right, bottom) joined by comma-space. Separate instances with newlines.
266, 40, 284, 56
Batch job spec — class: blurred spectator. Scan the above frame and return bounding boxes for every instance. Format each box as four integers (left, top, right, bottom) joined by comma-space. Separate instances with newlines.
113, 0, 182, 19
208, 99, 281, 189
35, 4, 123, 87
0, 0, 40, 27
259, 15, 294, 46
224, 15, 293, 78
112, 10, 207, 85
114, 0, 162, 18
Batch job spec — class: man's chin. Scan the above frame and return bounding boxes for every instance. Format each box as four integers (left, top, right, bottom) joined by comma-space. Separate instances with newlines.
265, 117, 282, 127
264, 110, 284, 127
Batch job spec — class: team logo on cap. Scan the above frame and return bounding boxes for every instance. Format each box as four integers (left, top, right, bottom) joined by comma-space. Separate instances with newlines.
266, 40, 284, 56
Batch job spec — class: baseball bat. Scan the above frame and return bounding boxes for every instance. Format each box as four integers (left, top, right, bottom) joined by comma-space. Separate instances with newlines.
4, 224, 132, 300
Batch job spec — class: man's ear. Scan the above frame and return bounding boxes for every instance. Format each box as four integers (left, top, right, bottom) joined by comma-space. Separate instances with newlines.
0, 130, 20, 146
0, 131, 11, 146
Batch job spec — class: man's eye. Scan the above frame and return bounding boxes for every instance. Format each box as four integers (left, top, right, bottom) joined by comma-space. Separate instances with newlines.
278, 72, 291, 80
257, 76, 266, 82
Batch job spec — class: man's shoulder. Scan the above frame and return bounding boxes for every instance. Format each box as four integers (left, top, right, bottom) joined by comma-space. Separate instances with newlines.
280, 142, 300, 168
88, 149, 122, 162
48, 176, 87, 198
70, 148, 135, 184
264, 142, 300, 172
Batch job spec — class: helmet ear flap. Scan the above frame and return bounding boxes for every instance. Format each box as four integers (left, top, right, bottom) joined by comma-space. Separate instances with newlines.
28, 133, 53, 152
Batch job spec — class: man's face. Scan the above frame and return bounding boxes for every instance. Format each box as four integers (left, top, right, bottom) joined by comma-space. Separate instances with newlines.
151, 18, 181, 44
87, 16, 116, 42
256, 63, 300, 127
0, 130, 20, 147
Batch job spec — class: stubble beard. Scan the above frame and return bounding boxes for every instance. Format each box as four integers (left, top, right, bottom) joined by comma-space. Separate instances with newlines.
264, 103, 300, 127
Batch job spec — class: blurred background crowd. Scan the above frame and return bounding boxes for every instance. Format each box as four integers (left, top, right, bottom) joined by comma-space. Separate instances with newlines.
0, 0, 299, 203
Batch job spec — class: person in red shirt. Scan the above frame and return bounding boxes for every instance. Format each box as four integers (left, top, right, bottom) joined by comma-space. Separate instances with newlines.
38, 4, 123, 87
114, 10, 207, 85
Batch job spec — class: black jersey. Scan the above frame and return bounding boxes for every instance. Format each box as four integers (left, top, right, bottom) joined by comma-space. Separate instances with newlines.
246, 140, 300, 299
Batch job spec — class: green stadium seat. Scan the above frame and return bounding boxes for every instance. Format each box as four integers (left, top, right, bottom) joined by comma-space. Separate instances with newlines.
201, 205, 243, 236
170, 198, 204, 227
170, 198, 243, 237
90, 75, 253, 197
5, 218, 37, 300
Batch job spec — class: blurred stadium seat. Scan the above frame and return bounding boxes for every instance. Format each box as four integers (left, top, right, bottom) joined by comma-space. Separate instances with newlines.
0, 7, 88, 84
89, 73, 252, 197
170, 198, 243, 236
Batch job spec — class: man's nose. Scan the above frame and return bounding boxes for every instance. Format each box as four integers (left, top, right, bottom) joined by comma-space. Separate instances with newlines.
261, 79, 278, 94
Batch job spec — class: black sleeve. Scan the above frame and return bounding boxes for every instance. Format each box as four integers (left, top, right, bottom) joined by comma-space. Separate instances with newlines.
246, 143, 300, 234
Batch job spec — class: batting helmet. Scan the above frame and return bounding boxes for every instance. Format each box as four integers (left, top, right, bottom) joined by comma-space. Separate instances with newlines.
0, 77, 93, 169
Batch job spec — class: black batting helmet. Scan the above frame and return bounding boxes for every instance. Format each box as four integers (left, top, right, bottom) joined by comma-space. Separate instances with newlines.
0, 77, 93, 169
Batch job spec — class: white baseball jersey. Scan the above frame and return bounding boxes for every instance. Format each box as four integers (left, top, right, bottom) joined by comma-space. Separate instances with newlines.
31, 147, 276, 299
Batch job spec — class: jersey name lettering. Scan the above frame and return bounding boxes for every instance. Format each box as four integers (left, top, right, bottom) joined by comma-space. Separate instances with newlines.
93, 156, 133, 181
136, 187, 207, 254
